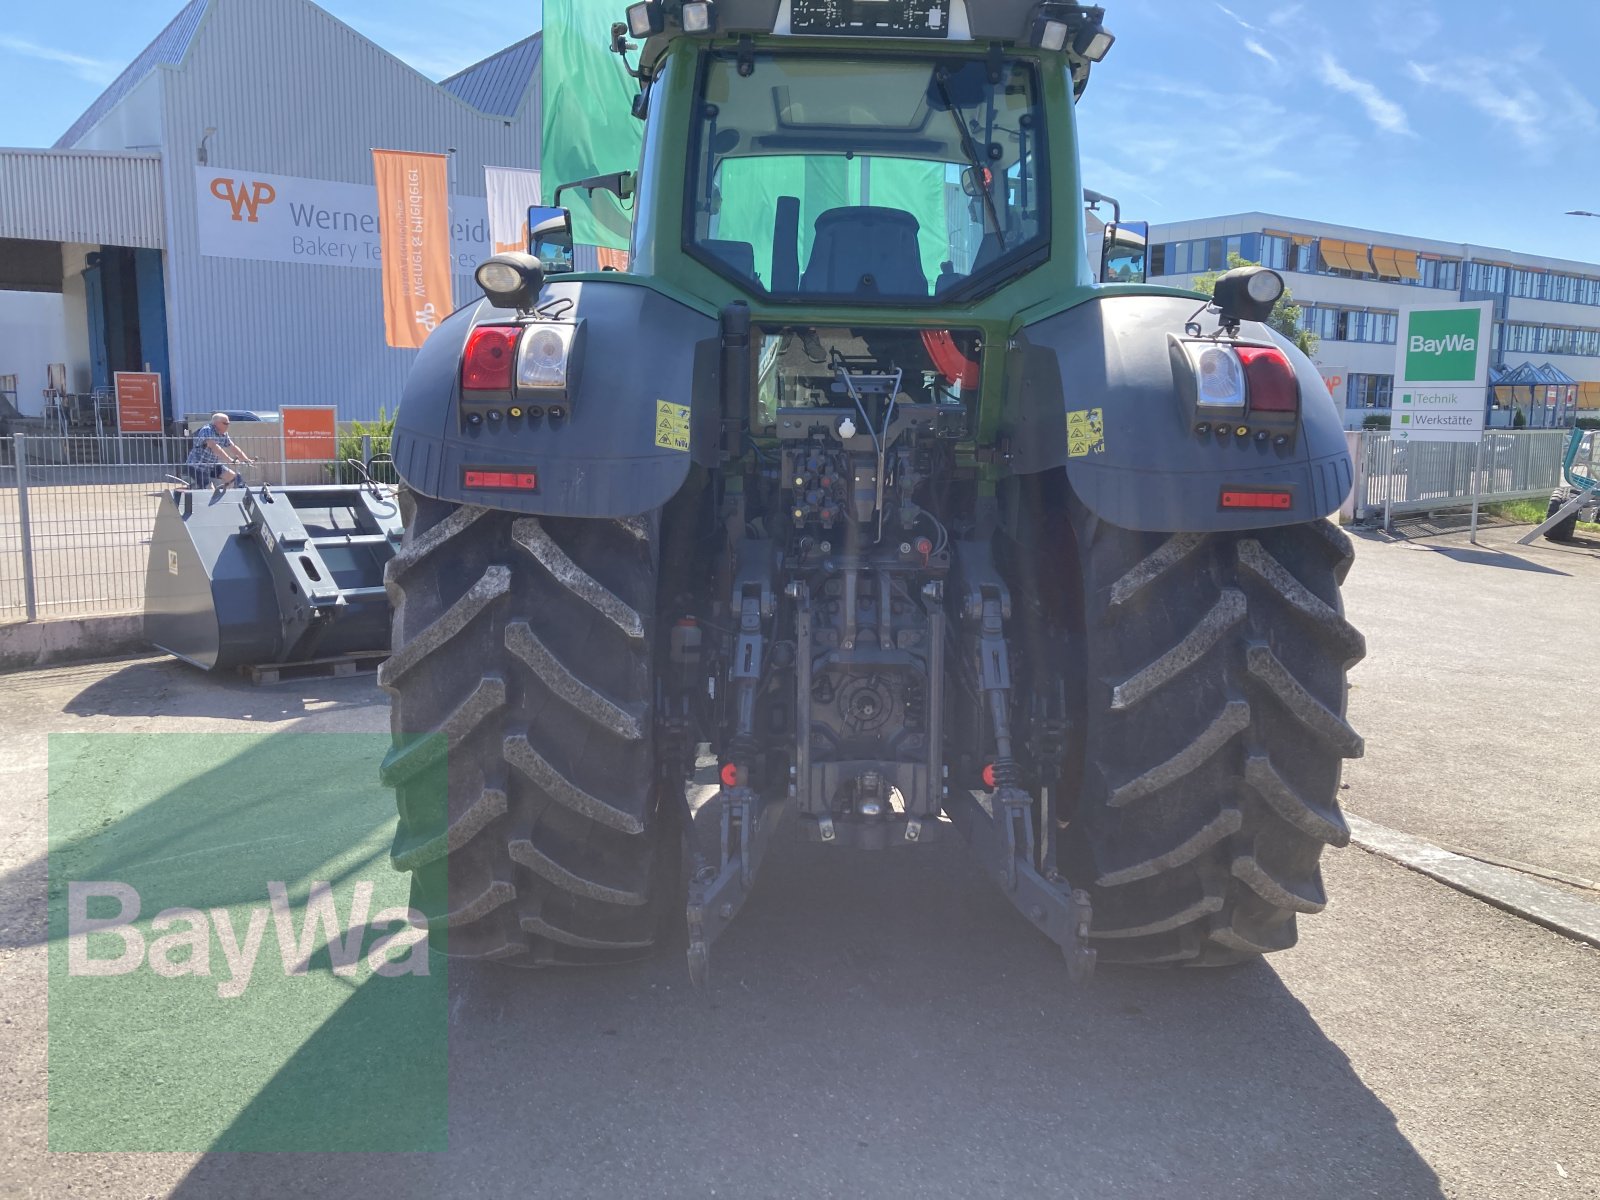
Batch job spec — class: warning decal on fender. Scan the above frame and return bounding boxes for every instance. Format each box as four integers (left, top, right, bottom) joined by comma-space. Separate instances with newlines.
1067, 408, 1105, 458
655, 400, 691, 452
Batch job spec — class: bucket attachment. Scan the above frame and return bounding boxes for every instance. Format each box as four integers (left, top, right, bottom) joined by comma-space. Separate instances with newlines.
144, 483, 404, 671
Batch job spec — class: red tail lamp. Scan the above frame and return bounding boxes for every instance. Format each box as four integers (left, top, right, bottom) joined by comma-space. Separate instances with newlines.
1236, 346, 1299, 414
462, 325, 519, 391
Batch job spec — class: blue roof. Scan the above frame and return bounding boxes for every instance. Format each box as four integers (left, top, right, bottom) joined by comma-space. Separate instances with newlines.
55, 0, 209, 148
439, 34, 541, 118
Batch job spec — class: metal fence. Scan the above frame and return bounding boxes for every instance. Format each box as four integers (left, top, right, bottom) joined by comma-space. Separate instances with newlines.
1345, 429, 1571, 523
0, 427, 1579, 623
0, 432, 392, 624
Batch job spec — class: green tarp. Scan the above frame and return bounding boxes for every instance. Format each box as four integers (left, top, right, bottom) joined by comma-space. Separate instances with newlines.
541, 2, 642, 250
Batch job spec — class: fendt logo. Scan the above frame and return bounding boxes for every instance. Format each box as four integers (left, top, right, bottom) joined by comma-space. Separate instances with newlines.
1404, 308, 1483, 382
210, 177, 277, 223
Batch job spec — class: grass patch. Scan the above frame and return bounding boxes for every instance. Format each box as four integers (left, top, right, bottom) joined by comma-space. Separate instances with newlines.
1485, 499, 1550, 524
1484, 498, 1600, 534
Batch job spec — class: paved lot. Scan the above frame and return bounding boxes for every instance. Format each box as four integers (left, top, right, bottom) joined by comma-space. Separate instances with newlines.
2, 523, 1598, 1198
1343, 522, 1600, 883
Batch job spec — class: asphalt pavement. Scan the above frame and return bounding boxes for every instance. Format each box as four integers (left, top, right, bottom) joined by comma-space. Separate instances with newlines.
2, 521, 1598, 1199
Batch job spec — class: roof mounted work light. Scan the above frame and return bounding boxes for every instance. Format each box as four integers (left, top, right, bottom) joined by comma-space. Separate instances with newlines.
1029, 4, 1114, 61
626, 2, 664, 38
681, 1, 717, 33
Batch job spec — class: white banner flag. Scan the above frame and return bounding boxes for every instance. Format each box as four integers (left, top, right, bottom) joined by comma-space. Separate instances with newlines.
485, 166, 543, 256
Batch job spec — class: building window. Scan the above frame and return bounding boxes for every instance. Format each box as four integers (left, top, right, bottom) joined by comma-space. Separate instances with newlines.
1299, 305, 1397, 343
1464, 262, 1509, 294
1498, 322, 1600, 358
1348, 374, 1394, 409
1259, 234, 1290, 271
1509, 269, 1545, 299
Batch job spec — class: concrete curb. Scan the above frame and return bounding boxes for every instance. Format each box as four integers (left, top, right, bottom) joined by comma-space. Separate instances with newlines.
0, 614, 147, 673
1348, 814, 1600, 951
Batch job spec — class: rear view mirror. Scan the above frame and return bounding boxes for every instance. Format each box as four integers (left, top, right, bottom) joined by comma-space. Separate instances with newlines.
528, 206, 575, 274
1101, 220, 1148, 284
551, 172, 636, 207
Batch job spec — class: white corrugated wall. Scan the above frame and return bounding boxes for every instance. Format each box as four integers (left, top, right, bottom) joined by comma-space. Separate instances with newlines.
159, 0, 540, 421
0, 150, 165, 248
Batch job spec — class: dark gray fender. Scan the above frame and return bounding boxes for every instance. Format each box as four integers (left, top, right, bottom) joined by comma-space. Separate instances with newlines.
391, 280, 719, 518
1004, 293, 1352, 532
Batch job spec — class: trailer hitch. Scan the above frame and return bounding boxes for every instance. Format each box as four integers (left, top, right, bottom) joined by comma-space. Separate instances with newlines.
685, 784, 787, 988
945, 787, 1096, 982
944, 572, 1095, 980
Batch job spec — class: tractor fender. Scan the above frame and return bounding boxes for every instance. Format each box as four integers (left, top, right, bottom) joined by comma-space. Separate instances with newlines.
391, 279, 720, 518
1004, 293, 1353, 533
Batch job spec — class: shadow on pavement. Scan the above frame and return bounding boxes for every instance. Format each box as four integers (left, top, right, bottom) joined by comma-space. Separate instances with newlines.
1414, 545, 1570, 575
164, 835, 1444, 1199
60, 657, 383, 721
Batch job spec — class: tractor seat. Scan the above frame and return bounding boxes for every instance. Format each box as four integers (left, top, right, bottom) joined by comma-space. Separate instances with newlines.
800, 207, 929, 298
703, 238, 757, 281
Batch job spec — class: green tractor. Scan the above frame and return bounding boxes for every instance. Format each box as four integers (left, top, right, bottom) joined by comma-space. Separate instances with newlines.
380, 0, 1365, 981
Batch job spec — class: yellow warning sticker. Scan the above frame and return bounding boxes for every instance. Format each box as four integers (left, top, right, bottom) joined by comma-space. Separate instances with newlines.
1067, 408, 1106, 459
655, 400, 691, 452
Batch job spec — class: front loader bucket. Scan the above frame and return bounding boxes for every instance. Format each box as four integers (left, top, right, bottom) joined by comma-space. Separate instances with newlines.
144, 484, 404, 671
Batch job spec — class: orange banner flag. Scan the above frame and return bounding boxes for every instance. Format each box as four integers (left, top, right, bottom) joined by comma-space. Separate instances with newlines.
373, 149, 453, 350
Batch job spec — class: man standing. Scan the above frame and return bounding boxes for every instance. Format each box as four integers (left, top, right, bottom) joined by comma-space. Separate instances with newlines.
185, 413, 254, 492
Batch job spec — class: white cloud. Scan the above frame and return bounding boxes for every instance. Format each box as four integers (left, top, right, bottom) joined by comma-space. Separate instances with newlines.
1079, 75, 1362, 212
1215, 3, 1264, 34
1370, 1, 1442, 54
1406, 56, 1596, 152
1317, 55, 1414, 136
0, 35, 118, 85
1244, 39, 1279, 67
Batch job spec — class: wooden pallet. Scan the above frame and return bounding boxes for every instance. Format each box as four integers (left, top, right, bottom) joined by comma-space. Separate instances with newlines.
240, 650, 388, 686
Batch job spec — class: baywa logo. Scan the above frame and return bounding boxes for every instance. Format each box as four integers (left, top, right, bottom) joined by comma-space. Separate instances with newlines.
67, 880, 429, 998
210, 177, 277, 223
1405, 309, 1482, 382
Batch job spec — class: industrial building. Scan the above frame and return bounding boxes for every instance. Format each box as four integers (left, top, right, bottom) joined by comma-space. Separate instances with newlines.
0, 0, 543, 425
1148, 213, 1600, 430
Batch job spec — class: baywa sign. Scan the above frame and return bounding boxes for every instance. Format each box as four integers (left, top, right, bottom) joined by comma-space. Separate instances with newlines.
1393, 302, 1493, 443
1403, 307, 1487, 384
195, 164, 491, 273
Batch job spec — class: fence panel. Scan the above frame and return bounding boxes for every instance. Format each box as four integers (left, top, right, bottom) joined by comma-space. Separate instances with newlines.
1348, 429, 1571, 521
0, 432, 392, 625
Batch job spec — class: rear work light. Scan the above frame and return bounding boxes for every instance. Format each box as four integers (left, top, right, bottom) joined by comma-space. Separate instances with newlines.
464, 469, 537, 491
1221, 487, 1293, 511
1236, 346, 1300, 413
462, 325, 520, 392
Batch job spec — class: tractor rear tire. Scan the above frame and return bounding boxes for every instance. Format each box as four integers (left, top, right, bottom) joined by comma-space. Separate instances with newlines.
379, 491, 673, 965
1544, 491, 1579, 543
1064, 500, 1367, 966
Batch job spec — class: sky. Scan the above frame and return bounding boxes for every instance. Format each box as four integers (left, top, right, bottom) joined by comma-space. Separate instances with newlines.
1, 0, 1597, 262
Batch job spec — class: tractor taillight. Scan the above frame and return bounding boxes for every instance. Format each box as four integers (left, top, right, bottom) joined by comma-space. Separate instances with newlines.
1237, 347, 1299, 413
462, 325, 519, 392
